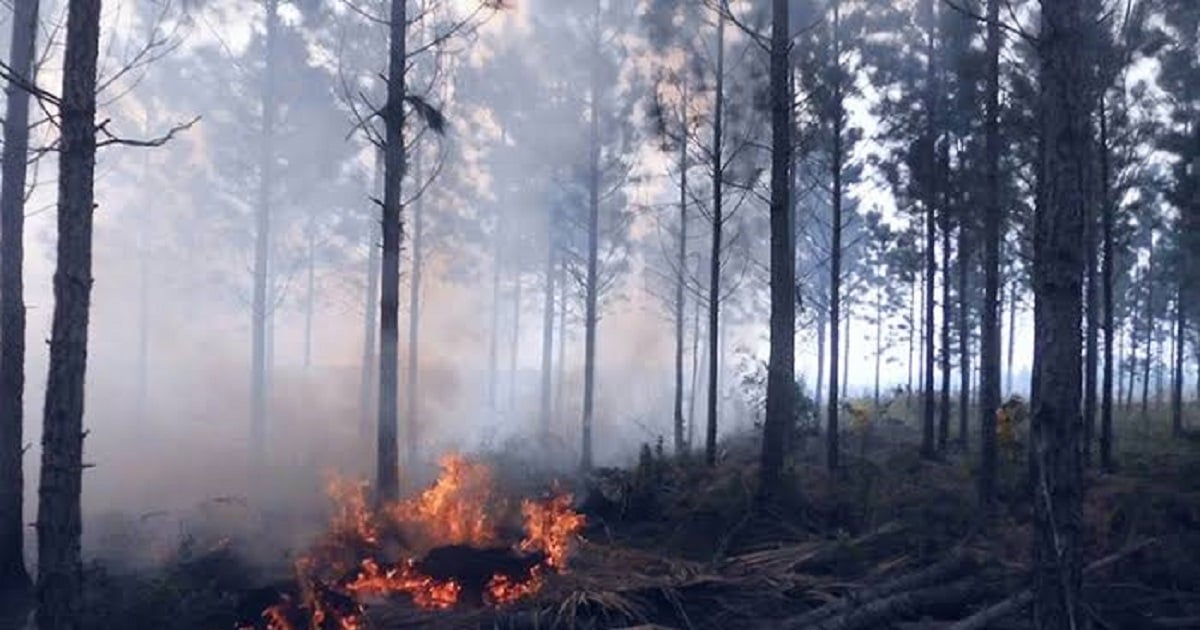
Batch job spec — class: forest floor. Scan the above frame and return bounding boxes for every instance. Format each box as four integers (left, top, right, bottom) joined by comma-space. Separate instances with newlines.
27, 402, 1200, 629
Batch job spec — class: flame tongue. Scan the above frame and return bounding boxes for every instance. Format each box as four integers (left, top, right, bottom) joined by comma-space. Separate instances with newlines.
269, 454, 586, 626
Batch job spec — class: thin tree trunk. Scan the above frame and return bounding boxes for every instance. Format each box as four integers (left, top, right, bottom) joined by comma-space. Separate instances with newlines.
816, 309, 826, 420
359, 152, 382, 443
688, 290, 703, 450
555, 256, 568, 425
827, 0, 844, 471
1084, 182, 1099, 466
36, 0, 101, 625
0, 0, 38, 593
539, 209, 556, 444
841, 310, 850, 399
1141, 242, 1155, 427
958, 221, 971, 449
939, 164, 952, 453
673, 80, 689, 454
1031, 1, 1090, 623
759, 0, 796, 497
581, 0, 601, 471
251, 0, 278, 462
978, 0, 1002, 505
1100, 94, 1115, 471
1172, 285, 1185, 437
405, 154, 424, 465
921, 0, 938, 460
706, 9, 725, 466
376, 0, 408, 504
874, 290, 883, 413
908, 275, 916, 406
1006, 278, 1017, 395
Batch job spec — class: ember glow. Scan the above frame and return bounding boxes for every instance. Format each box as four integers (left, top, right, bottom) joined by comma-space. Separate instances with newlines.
253, 454, 585, 627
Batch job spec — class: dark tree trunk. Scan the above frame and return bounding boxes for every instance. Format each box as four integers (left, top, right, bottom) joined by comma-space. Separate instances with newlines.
1007, 278, 1017, 394
405, 155, 424, 466
36, 0, 100, 625
706, 10, 725, 466
816, 309, 826, 420
555, 256, 567, 424
673, 81, 689, 454
688, 289, 703, 449
0, 0, 38, 594
957, 211, 971, 449
1100, 94, 1115, 471
978, 0, 1001, 506
1031, 0, 1091, 625
827, 0, 844, 471
1141, 243, 1155, 427
360, 152, 382, 444
759, 0, 796, 498
921, 0, 938, 460
841, 312, 850, 399
376, 0, 408, 504
939, 156, 951, 453
251, 0, 278, 463
874, 290, 883, 413
908, 276, 916, 406
1084, 196, 1099, 466
1172, 285, 1185, 437
581, 0, 601, 471
539, 208, 556, 444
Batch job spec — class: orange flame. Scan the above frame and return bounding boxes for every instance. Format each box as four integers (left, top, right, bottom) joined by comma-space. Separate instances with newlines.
270, 454, 585, 627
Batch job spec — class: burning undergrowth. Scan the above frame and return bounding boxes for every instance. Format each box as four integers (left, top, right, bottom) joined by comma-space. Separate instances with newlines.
238, 454, 586, 629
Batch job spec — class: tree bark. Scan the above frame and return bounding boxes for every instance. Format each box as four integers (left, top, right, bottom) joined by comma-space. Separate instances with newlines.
1100, 94, 1115, 471
581, 0, 601, 471
827, 0, 844, 471
376, 0, 408, 504
673, 80, 689, 455
978, 0, 1001, 506
1031, 1, 1091, 625
36, 0, 101, 625
758, 0, 795, 497
251, 0, 278, 463
1084, 181, 1100, 466
939, 150, 952, 453
957, 210, 971, 449
539, 207, 556, 444
1141, 241, 1155, 428
921, 0, 938, 460
0, 0, 38, 593
874, 289, 883, 413
1007, 278, 1017, 394
1172, 284, 1185, 436
816, 309, 826, 421
705, 10, 725, 467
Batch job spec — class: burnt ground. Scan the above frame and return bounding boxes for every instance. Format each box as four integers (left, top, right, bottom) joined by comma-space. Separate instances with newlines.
7, 407, 1200, 630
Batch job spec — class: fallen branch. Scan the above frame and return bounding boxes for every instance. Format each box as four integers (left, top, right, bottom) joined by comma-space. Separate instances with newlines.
804, 576, 982, 630
776, 552, 974, 629
946, 538, 1158, 630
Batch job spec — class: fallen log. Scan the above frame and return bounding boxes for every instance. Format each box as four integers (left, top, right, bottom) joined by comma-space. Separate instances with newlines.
801, 576, 982, 630
776, 552, 975, 629
945, 538, 1157, 630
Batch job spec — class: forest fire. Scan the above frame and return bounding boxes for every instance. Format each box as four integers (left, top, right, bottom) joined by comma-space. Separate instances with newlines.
245, 455, 585, 629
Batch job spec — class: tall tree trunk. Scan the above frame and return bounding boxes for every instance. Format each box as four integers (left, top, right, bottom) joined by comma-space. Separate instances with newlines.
360, 152, 382, 443
759, 0, 796, 497
1100, 94, 1115, 471
251, 0, 278, 463
706, 10, 725, 466
1007, 278, 1017, 394
1141, 242, 1155, 427
1084, 186, 1099, 466
540, 210, 556, 444
673, 81, 689, 454
688, 290, 703, 450
957, 221, 971, 448
1172, 285, 1185, 436
1031, 0, 1091, 624
874, 290, 883, 413
36, 0, 101, 625
921, 0, 938, 460
509, 271, 522, 412
827, 0, 844, 471
908, 275, 916, 406
376, 0, 408, 504
581, 0, 601, 471
939, 168, 952, 452
816, 309, 826, 420
405, 155, 424, 466
978, 0, 1001, 506
0, 0, 38, 594
555, 256, 568, 424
